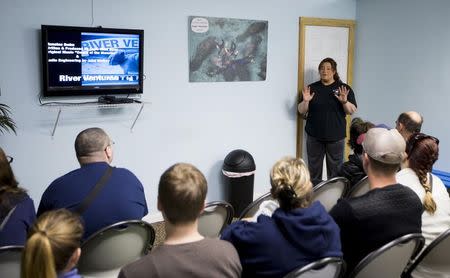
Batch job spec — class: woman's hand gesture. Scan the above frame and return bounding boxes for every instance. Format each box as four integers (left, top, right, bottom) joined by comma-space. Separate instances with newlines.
302, 86, 315, 102
335, 85, 349, 104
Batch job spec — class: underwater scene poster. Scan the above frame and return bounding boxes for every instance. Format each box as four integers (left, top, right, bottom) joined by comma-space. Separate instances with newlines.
188, 16, 268, 82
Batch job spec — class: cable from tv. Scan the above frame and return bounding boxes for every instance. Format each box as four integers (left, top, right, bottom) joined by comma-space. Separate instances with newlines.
90, 0, 95, 27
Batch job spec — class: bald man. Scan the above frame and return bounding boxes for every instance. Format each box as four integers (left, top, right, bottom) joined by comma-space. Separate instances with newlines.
37, 127, 148, 239
395, 111, 423, 142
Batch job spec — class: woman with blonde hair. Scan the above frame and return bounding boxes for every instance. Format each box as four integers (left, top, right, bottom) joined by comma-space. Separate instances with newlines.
396, 133, 450, 246
221, 157, 341, 278
0, 147, 36, 246
22, 209, 84, 278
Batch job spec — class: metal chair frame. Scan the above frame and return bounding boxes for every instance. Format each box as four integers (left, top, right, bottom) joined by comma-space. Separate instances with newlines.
312, 177, 349, 211
198, 201, 234, 237
283, 257, 345, 278
78, 219, 155, 276
402, 228, 450, 277
348, 233, 424, 278
238, 192, 273, 220
0, 245, 23, 278
345, 176, 370, 198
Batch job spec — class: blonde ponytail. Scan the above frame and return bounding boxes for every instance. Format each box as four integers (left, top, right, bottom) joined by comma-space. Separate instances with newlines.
22, 232, 57, 278
21, 209, 83, 278
270, 157, 312, 210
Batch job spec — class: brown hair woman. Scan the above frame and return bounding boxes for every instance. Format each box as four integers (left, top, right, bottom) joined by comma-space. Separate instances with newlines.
0, 147, 36, 246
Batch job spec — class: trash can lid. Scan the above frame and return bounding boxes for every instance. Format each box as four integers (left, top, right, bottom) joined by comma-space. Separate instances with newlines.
223, 149, 256, 173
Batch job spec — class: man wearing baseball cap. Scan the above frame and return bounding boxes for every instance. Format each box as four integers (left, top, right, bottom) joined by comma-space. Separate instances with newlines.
330, 128, 423, 273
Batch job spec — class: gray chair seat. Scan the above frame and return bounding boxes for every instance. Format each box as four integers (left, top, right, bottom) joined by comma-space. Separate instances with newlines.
403, 228, 450, 277
0, 245, 23, 278
238, 192, 273, 220
312, 177, 349, 211
78, 220, 155, 278
198, 201, 234, 238
348, 233, 424, 278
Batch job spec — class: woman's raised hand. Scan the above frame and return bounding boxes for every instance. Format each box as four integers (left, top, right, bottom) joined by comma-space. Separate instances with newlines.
302, 86, 315, 102
335, 85, 349, 104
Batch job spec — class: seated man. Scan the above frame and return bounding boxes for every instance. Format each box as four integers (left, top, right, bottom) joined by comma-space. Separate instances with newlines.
119, 163, 241, 278
330, 128, 423, 273
395, 111, 423, 142
37, 127, 148, 239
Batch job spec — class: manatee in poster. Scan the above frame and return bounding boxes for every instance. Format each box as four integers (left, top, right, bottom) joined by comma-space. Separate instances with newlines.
188, 16, 268, 82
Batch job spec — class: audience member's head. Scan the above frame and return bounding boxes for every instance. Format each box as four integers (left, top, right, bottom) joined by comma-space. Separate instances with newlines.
0, 147, 19, 189
22, 209, 84, 278
74, 127, 114, 165
270, 157, 312, 211
362, 128, 405, 180
158, 163, 207, 225
0, 147, 25, 205
348, 118, 375, 155
396, 111, 423, 141
405, 133, 439, 214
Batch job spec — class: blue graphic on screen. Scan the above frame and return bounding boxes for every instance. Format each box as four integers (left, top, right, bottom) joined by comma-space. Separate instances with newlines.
81, 33, 139, 86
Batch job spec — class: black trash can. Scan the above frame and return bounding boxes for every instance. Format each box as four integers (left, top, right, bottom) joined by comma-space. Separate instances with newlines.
222, 149, 256, 217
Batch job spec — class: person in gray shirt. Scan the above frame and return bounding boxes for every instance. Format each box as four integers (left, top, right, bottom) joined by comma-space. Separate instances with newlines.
119, 163, 242, 278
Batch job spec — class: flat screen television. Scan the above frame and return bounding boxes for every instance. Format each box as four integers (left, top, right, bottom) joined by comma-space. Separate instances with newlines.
41, 25, 144, 97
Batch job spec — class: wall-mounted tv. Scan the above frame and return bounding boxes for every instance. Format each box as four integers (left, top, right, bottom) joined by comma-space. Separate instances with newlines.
41, 25, 144, 97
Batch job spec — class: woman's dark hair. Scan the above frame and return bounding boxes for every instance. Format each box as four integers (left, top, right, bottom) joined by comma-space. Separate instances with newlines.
318, 57, 341, 82
348, 118, 375, 155
0, 148, 25, 215
406, 133, 439, 214
270, 157, 312, 211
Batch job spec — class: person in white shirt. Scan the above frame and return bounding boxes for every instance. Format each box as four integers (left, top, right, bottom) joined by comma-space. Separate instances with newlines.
396, 132, 450, 278
397, 133, 450, 246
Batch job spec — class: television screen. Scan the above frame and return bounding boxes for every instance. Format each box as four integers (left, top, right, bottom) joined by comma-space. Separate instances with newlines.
41, 25, 144, 97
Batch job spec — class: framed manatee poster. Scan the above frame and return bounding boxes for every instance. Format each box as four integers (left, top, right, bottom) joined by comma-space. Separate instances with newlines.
188, 16, 268, 82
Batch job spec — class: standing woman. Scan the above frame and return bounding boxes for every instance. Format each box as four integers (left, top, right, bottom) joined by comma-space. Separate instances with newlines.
298, 57, 357, 185
22, 209, 84, 278
0, 147, 36, 246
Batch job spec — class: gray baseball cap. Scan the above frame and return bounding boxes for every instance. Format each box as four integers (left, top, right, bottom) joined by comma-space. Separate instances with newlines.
362, 128, 405, 164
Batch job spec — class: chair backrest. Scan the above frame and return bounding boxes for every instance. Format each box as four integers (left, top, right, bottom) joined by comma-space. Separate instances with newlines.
284, 257, 344, 278
348, 233, 424, 278
238, 192, 273, 219
78, 220, 155, 277
0, 245, 23, 278
403, 228, 450, 277
312, 177, 348, 212
346, 176, 370, 198
198, 201, 234, 238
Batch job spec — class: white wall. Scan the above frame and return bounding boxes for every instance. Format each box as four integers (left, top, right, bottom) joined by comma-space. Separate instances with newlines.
354, 0, 450, 171
0, 0, 356, 215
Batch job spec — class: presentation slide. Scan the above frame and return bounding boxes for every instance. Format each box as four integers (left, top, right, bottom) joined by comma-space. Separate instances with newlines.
46, 31, 140, 88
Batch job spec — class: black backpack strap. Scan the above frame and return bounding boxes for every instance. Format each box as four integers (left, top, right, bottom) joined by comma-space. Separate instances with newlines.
74, 165, 114, 215
0, 206, 17, 231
